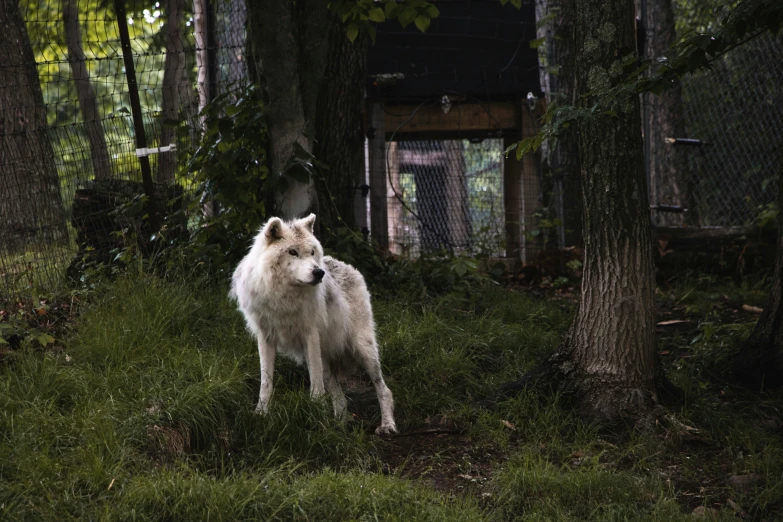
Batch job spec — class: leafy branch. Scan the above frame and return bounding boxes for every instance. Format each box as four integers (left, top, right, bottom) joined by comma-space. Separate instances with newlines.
328, 0, 440, 42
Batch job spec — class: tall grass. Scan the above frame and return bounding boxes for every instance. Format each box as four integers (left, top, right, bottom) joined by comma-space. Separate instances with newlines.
1, 272, 782, 520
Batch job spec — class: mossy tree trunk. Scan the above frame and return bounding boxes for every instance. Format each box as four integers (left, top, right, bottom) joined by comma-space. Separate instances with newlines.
247, 1, 369, 231
312, 13, 369, 235
506, 0, 662, 426
247, 0, 329, 221
561, 0, 658, 423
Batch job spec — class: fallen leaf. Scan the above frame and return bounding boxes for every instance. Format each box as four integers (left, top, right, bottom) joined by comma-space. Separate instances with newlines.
657, 319, 691, 326
501, 420, 515, 430
742, 304, 763, 314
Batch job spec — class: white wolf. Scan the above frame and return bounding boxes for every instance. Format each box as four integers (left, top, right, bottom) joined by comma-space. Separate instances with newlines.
230, 214, 397, 435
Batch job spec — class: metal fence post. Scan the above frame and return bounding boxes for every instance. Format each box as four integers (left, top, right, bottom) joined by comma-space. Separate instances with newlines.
113, 0, 160, 232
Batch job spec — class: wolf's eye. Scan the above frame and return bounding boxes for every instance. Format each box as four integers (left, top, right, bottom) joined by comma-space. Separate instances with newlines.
288, 249, 298, 256
311, 249, 315, 256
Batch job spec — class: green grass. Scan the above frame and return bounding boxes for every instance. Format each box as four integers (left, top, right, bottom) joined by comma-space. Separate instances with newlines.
1, 272, 782, 520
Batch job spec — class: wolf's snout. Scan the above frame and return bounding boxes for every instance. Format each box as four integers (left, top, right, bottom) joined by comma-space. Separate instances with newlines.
312, 268, 325, 283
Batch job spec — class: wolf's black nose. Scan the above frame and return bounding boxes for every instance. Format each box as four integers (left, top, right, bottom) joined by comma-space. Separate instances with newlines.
312, 268, 325, 281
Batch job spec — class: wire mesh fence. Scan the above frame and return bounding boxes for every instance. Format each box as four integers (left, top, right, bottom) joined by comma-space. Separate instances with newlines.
385, 138, 507, 258
0, 0, 247, 295
649, 2, 783, 228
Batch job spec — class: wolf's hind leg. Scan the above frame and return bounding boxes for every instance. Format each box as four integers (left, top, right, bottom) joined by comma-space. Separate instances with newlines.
324, 366, 348, 420
356, 339, 397, 435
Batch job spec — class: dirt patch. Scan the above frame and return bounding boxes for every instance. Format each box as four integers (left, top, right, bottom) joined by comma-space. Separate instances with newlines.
375, 429, 501, 500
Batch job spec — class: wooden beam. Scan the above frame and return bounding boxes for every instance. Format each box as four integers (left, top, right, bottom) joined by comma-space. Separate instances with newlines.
368, 103, 389, 250
383, 102, 519, 136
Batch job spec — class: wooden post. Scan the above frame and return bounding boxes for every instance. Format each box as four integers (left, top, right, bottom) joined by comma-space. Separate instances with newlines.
386, 141, 402, 255
504, 134, 522, 263
444, 140, 470, 252
368, 103, 389, 250
520, 107, 541, 262
354, 139, 370, 234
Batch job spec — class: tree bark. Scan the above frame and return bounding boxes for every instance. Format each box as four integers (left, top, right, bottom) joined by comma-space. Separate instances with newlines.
0, 0, 67, 251
158, 0, 187, 184
193, 0, 211, 119
63, 0, 112, 182
247, 0, 328, 220
733, 167, 783, 391
312, 12, 368, 235
643, 0, 690, 226
507, 0, 661, 426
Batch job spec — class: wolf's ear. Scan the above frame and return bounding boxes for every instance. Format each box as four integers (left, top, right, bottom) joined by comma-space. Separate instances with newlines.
298, 213, 316, 234
263, 217, 284, 243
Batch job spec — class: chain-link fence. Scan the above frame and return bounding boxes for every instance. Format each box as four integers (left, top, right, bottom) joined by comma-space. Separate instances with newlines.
385, 138, 507, 258
649, 2, 783, 227
0, 0, 247, 295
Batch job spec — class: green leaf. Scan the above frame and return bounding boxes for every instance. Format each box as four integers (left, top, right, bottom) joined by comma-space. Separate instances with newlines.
414, 15, 430, 32
36, 333, 55, 347
0, 337, 8, 345
426, 5, 439, 18
398, 8, 414, 28
368, 7, 385, 22
347, 24, 359, 43
384, 1, 398, 18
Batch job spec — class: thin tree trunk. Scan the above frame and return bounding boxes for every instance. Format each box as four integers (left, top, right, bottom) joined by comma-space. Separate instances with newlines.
313, 13, 368, 234
644, 0, 689, 226
63, 0, 111, 181
733, 167, 783, 390
0, 0, 67, 251
193, 0, 210, 121
158, 0, 187, 184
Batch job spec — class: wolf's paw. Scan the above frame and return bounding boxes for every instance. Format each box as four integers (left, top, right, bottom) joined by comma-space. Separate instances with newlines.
375, 422, 398, 436
254, 403, 269, 415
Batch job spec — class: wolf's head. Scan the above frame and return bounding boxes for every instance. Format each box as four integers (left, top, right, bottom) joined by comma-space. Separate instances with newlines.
256, 214, 325, 286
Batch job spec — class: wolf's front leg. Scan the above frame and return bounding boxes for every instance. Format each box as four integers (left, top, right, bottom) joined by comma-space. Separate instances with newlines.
305, 330, 325, 398
255, 335, 276, 414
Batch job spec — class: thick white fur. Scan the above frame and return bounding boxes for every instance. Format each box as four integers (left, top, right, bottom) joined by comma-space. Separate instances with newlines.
230, 214, 397, 435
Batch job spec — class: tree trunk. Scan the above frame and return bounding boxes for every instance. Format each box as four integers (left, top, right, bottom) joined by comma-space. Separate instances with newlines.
312, 12, 368, 235
193, 0, 211, 119
0, 0, 67, 251
510, 0, 660, 425
644, 0, 690, 226
63, 0, 112, 182
247, 0, 328, 220
733, 168, 783, 390
158, 0, 187, 184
